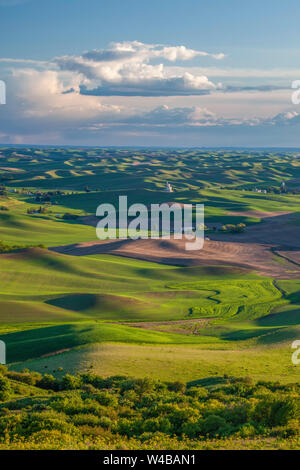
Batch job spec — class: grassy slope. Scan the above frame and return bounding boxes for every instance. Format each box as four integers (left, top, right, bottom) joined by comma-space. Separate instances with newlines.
0, 211, 96, 246
11, 342, 299, 384
0, 248, 286, 324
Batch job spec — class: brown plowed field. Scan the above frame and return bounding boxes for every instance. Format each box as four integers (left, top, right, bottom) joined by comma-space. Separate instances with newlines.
50, 236, 300, 279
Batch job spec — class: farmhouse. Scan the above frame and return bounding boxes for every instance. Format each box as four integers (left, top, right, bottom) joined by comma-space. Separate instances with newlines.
165, 181, 173, 192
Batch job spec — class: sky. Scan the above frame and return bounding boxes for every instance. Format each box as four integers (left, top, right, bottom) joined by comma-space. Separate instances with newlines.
1, 0, 300, 146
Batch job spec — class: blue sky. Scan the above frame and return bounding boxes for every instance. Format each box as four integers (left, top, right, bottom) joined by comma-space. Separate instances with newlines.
1, 0, 300, 146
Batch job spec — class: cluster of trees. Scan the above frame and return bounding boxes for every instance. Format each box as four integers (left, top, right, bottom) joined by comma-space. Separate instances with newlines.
34, 190, 65, 203
26, 207, 79, 220
0, 367, 299, 449
27, 206, 48, 215
0, 242, 46, 253
221, 223, 246, 233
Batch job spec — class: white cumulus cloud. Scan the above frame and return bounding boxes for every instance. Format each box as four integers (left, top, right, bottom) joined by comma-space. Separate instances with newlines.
55, 41, 224, 96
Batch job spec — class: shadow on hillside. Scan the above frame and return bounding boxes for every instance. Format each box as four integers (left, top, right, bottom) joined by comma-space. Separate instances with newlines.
187, 376, 229, 389
254, 325, 300, 346
255, 305, 300, 327
209, 211, 300, 249
51, 238, 137, 256
3, 323, 95, 363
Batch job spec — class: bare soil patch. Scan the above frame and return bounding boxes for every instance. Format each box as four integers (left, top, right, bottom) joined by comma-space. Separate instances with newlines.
41, 349, 70, 358
51, 236, 300, 279
51, 210, 300, 280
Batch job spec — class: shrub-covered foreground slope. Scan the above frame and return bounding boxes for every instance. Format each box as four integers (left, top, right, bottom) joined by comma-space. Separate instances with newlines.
0, 367, 299, 450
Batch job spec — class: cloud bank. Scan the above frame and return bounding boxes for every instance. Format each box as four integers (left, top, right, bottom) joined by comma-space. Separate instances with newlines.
0, 40, 299, 145
55, 41, 223, 97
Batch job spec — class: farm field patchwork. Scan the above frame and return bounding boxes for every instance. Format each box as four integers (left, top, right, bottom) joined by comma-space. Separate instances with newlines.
0, 147, 300, 449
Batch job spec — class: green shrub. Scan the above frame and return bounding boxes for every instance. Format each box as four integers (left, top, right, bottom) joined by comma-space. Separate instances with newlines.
168, 381, 186, 394
200, 414, 228, 437
7, 371, 40, 386
94, 391, 118, 407
72, 413, 101, 427
61, 374, 82, 390
269, 399, 298, 427
37, 374, 59, 391
0, 375, 11, 401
